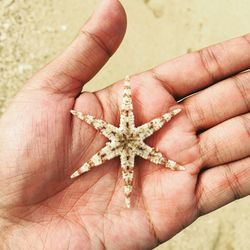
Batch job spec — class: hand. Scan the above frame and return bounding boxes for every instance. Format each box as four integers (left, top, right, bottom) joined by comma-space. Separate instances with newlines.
0, 0, 250, 249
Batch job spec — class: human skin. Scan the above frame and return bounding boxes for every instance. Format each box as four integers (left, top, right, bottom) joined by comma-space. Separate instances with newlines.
0, 0, 250, 249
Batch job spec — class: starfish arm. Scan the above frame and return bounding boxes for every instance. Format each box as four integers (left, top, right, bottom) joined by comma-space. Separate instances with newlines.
71, 141, 122, 178
71, 110, 119, 140
136, 143, 165, 164
136, 108, 182, 140
120, 76, 135, 130
136, 143, 185, 171
120, 150, 135, 208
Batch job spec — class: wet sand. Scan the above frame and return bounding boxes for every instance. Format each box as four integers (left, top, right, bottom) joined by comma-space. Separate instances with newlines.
0, 0, 250, 249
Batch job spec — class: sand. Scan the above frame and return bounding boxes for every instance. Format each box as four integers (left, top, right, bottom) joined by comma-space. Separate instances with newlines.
0, 0, 250, 249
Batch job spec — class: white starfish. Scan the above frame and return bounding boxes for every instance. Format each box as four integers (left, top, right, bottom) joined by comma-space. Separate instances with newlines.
70, 76, 184, 208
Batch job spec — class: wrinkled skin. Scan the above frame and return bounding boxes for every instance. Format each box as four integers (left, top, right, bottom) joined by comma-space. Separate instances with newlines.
0, 0, 250, 249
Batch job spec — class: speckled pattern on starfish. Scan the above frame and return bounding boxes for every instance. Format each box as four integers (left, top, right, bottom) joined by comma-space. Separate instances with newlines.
70, 76, 185, 208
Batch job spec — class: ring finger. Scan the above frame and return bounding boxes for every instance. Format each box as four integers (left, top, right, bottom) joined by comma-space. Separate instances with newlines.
183, 70, 250, 132
198, 113, 250, 168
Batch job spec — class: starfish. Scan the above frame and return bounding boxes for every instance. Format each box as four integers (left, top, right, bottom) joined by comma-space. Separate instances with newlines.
70, 76, 184, 208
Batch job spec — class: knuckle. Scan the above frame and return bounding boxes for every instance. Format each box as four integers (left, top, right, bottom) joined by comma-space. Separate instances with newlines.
80, 30, 112, 57
232, 74, 250, 112
240, 115, 250, 139
224, 163, 242, 200
198, 46, 223, 83
198, 135, 222, 168
150, 69, 176, 97
186, 98, 208, 132
242, 33, 250, 47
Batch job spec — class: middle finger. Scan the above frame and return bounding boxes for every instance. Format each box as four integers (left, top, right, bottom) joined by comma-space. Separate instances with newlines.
198, 113, 250, 168
183, 70, 250, 132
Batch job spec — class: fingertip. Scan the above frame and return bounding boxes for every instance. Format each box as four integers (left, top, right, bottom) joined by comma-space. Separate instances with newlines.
86, 0, 127, 54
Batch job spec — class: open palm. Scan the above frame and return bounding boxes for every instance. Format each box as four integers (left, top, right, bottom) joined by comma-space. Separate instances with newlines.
0, 1, 250, 249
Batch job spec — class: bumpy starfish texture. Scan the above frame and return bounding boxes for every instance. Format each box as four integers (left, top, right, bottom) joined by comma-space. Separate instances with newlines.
70, 76, 184, 208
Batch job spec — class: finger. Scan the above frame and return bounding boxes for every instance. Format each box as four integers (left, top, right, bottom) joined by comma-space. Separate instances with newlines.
184, 70, 250, 131
27, 0, 127, 97
196, 157, 250, 215
149, 34, 250, 99
199, 113, 250, 168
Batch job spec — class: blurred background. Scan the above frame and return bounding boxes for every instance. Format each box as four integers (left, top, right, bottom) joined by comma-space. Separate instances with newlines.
0, 0, 250, 249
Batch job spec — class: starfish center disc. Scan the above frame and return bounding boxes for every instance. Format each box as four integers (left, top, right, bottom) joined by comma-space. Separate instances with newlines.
118, 131, 140, 148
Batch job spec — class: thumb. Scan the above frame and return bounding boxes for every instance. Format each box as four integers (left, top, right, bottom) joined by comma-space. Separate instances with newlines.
28, 0, 127, 97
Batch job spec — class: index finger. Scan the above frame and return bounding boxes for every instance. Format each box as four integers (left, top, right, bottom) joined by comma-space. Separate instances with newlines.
149, 33, 250, 99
